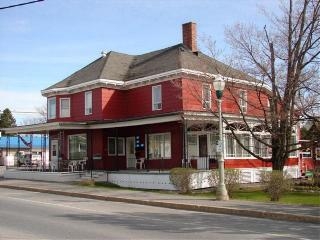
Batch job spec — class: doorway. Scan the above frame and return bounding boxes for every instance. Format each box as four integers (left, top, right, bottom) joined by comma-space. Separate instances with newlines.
126, 137, 136, 168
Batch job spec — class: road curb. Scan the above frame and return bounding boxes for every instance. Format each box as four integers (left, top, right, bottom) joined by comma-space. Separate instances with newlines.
1, 184, 319, 224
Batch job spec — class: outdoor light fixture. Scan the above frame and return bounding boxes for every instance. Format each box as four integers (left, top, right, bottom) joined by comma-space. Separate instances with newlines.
213, 74, 229, 201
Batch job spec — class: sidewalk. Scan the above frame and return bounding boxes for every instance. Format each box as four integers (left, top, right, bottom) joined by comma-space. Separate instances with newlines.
0, 179, 319, 224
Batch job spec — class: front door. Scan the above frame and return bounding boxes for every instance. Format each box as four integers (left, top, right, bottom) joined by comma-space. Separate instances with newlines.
199, 135, 207, 157
50, 139, 59, 170
126, 137, 136, 168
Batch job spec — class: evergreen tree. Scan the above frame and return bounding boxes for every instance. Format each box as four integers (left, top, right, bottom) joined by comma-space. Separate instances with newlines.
0, 108, 16, 128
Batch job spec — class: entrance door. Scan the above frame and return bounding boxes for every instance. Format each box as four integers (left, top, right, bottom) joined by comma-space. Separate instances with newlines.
198, 135, 208, 169
50, 139, 59, 170
126, 137, 136, 168
198, 135, 207, 157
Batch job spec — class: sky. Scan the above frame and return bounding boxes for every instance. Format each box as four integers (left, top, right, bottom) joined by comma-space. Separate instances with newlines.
0, 0, 279, 124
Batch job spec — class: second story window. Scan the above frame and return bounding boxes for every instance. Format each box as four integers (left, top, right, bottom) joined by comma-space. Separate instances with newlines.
47, 97, 56, 120
239, 90, 247, 113
60, 98, 70, 118
202, 84, 211, 109
85, 91, 92, 115
152, 85, 162, 111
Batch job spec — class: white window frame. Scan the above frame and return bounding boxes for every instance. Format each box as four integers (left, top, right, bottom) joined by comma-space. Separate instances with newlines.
60, 98, 70, 118
68, 134, 87, 160
239, 90, 247, 113
202, 83, 211, 109
47, 97, 56, 120
147, 132, 171, 159
85, 91, 92, 115
108, 137, 125, 156
152, 85, 162, 111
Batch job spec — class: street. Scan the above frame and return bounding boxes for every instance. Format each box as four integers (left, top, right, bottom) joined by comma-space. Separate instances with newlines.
0, 188, 319, 240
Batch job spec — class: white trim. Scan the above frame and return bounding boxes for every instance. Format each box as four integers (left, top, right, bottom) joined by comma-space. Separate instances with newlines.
1, 115, 182, 134
41, 68, 271, 97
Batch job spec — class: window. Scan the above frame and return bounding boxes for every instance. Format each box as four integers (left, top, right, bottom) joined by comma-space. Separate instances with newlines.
225, 133, 251, 158
47, 97, 56, 119
202, 84, 211, 109
60, 98, 70, 118
152, 85, 162, 111
69, 134, 87, 160
316, 148, 320, 161
148, 133, 171, 159
108, 137, 125, 156
85, 91, 92, 115
239, 90, 247, 113
253, 135, 271, 158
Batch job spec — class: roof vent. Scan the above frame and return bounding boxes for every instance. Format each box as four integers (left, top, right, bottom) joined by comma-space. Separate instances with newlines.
101, 51, 107, 57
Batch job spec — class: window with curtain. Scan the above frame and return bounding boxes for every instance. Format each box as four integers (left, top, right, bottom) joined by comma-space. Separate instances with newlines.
148, 133, 171, 159
69, 134, 87, 160
202, 84, 211, 109
85, 91, 92, 115
60, 98, 70, 118
239, 90, 247, 113
152, 85, 162, 111
47, 97, 56, 119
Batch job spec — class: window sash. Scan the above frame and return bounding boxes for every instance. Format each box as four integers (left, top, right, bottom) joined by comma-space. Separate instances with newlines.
148, 133, 171, 159
85, 91, 92, 115
69, 134, 87, 160
108, 137, 125, 156
239, 90, 247, 113
152, 85, 162, 110
48, 97, 56, 119
202, 84, 211, 109
60, 98, 70, 118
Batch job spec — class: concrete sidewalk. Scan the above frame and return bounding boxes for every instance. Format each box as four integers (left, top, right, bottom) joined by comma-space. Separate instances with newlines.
0, 179, 319, 224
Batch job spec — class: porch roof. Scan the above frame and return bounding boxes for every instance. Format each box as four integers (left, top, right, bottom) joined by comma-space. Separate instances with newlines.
1, 114, 182, 134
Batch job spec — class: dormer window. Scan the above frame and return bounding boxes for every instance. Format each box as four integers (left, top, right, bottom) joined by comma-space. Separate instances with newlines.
152, 85, 162, 111
85, 91, 92, 115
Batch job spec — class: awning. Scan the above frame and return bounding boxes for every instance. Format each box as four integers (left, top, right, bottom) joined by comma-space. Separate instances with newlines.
1, 114, 182, 134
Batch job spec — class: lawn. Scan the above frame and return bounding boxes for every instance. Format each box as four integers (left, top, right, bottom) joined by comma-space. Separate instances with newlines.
190, 189, 320, 206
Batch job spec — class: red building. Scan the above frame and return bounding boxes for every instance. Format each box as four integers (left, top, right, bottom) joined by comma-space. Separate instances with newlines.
2, 22, 310, 174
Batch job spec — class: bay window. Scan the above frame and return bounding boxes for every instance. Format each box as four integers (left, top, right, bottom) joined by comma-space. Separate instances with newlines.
60, 98, 70, 118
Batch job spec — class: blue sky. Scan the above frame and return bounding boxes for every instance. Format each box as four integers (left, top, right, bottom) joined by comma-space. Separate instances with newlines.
0, 0, 278, 124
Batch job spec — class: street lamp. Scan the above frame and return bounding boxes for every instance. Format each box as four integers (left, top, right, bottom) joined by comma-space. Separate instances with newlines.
213, 74, 229, 201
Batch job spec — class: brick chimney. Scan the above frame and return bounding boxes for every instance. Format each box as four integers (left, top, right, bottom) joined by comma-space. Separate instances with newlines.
182, 22, 197, 52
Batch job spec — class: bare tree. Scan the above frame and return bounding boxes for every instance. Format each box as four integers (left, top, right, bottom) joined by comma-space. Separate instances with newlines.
223, 0, 320, 170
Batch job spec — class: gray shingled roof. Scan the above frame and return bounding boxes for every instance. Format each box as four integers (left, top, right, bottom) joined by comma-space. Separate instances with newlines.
44, 44, 255, 90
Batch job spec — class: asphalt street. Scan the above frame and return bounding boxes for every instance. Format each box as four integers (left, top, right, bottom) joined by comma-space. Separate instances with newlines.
0, 188, 319, 240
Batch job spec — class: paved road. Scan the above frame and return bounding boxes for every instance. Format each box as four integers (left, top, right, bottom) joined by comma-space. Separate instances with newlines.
0, 188, 319, 240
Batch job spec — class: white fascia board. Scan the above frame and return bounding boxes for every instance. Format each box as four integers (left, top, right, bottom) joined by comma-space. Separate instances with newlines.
2, 122, 89, 134
41, 68, 270, 97
89, 115, 181, 129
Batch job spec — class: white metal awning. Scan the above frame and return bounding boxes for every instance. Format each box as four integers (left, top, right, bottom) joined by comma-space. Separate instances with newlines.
1, 114, 182, 134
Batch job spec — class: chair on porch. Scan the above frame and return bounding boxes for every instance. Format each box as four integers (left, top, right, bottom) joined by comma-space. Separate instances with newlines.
68, 160, 78, 172
136, 158, 145, 169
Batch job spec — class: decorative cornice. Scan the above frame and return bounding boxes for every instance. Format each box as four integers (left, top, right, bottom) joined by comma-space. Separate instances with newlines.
41, 68, 270, 97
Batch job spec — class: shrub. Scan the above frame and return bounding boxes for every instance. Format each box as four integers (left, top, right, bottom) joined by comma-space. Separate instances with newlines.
169, 167, 196, 193
312, 167, 320, 187
260, 170, 293, 201
208, 168, 241, 198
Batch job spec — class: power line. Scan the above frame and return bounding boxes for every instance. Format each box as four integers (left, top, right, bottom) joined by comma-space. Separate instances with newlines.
0, 0, 44, 10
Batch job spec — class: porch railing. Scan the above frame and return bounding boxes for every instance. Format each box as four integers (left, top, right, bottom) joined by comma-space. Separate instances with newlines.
186, 155, 218, 170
